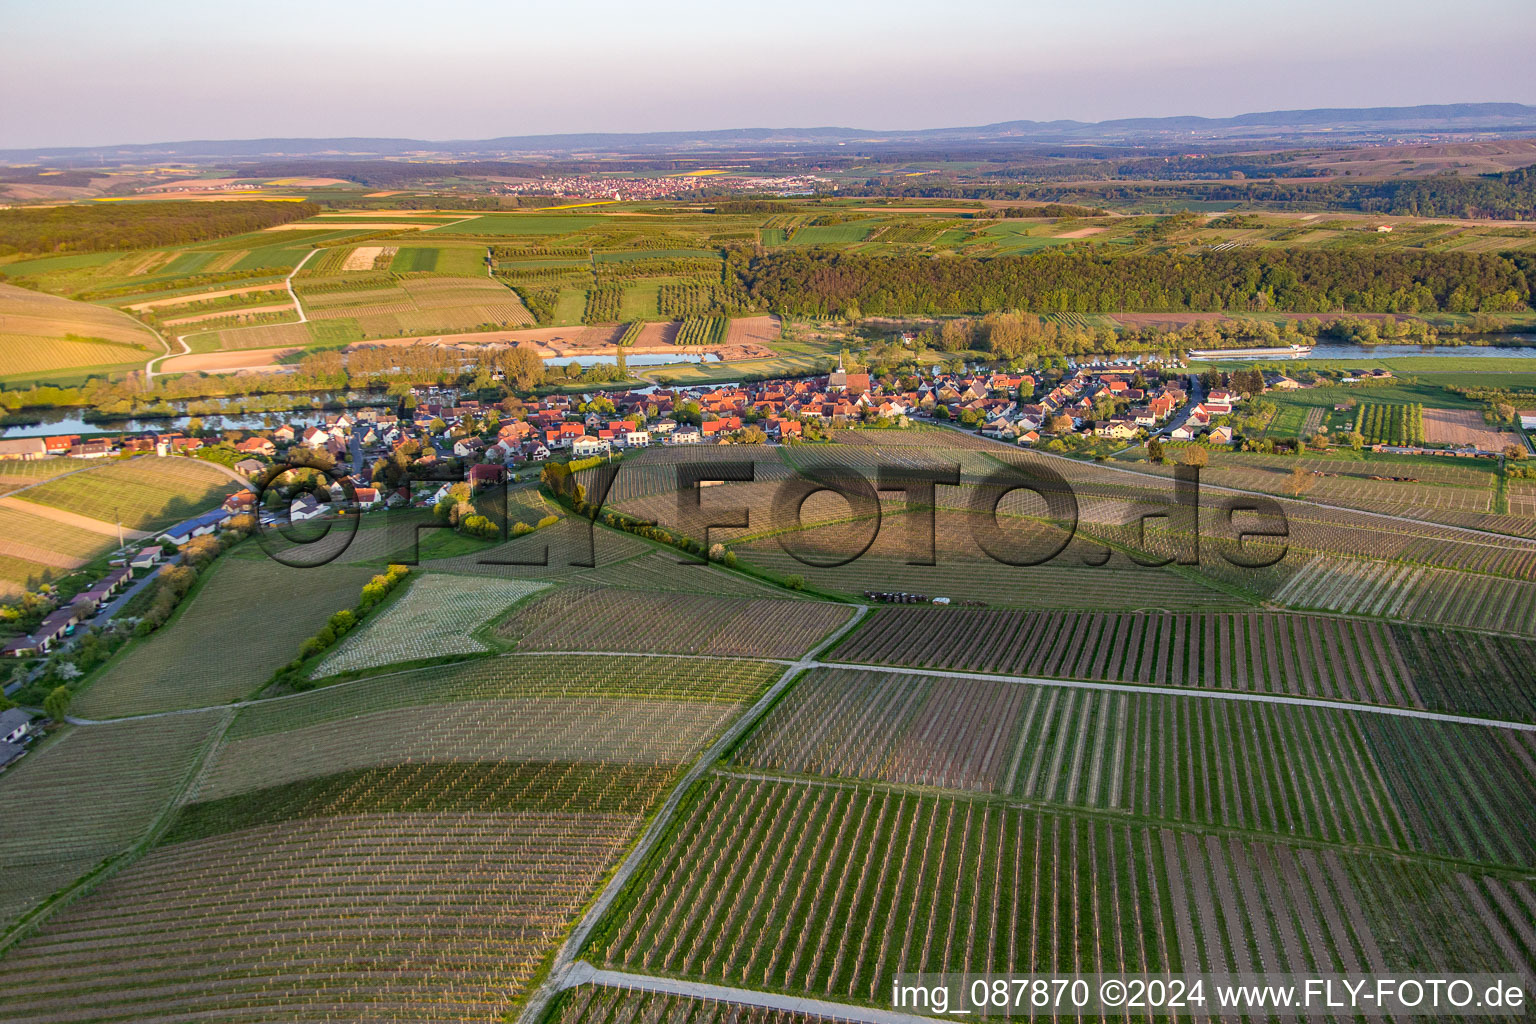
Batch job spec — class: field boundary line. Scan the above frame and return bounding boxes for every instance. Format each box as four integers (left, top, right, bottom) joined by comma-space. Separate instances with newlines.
65, 649, 794, 725
816, 660, 1536, 733
935, 420, 1536, 547
562, 962, 943, 1024
516, 605, 868, 1024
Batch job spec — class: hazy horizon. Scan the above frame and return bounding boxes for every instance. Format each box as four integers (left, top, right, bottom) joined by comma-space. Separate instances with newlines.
5, 0, 1535, 150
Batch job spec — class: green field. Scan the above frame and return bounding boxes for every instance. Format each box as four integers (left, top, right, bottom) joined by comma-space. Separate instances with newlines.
74, 555, 377, 718
15, 456, 239, 532
0, 711, 228, 934
432, 214, 605, 235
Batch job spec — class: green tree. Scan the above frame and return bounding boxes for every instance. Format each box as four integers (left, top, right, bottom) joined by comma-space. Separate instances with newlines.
44, 685, 71, 723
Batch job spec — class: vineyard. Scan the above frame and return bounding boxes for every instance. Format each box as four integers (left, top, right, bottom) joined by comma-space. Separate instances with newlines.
832, 606, 1472, 713
1356, 401, 1424, 445
495, 586, 852, 659
13, 455, 239, 532
0, 808, 646, 1020
677, 314, 729, 346
555, 986, 844, 1024
313, 573, 548, 676
592, 775, 1535, 999
77, 556, 377, 719
0, 711, 228, 932
733, 668, 1536, 864
1272, 553, 1536, 635
291, 275, 535, 338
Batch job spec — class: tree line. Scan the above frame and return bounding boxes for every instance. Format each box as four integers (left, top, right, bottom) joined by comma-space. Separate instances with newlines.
868, 166, 1536, 220
723, 248, 1533, 317
0, 200, 319, 255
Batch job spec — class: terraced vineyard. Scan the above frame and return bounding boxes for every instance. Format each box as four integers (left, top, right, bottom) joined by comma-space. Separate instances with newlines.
497, 586, 852, 659
592, 776, 1535, 999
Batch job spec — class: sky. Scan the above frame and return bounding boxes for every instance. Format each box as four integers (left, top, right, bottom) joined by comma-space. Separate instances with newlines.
3, 0, 1536, 148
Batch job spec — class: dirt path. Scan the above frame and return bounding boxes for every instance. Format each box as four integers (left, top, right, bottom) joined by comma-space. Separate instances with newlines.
0, 496, 151, 540
145, 248, 316, 381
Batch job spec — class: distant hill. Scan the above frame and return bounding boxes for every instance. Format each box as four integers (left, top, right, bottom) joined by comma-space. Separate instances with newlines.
6, 103, 1536, 164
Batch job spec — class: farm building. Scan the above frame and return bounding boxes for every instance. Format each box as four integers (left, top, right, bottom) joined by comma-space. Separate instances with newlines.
0, 438, 47, 461
157, 509, 231, 546
129, 546, 163, 570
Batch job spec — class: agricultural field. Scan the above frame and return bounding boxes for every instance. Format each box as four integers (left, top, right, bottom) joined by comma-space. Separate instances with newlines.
0, 281, 159, 381
287, 274, 535, 341
1422, 407, 1526, 449
75, 555, 378, 719
553, 987, 845, 1024
828, 605, 1527, 716
733, 668, 1536, 864
1272, 552, 1536, 635
0, 711, 228, 934
197, 654, 781, 802
496, 586, 852, 659
312, 572, 548, 676
0, 457, 76, 496
0, 802, 649, 1019
591, 776, 1534, 999
12, 455, 240, 532
0, 500, 116, 572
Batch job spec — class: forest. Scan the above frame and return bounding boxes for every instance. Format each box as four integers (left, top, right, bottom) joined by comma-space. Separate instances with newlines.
0, 200, 319, 255
874, 164, 1536, 220
727, 248, 1534, 317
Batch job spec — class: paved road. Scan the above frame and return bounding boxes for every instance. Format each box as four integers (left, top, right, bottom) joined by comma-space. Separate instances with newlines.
515, 605, 871, 1024
562, 962, 942, 1024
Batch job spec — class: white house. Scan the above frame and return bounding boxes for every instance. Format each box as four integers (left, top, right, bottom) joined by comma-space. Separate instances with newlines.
290, 495, 326, 521
0, 708, 33, 745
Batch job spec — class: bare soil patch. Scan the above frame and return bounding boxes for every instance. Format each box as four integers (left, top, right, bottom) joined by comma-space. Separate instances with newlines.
1422, 408, 1525, 450
262, 222, 429, 231
0, 497, 151, 539
1054, 226, 1106, 238
159, 348, 300, 373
